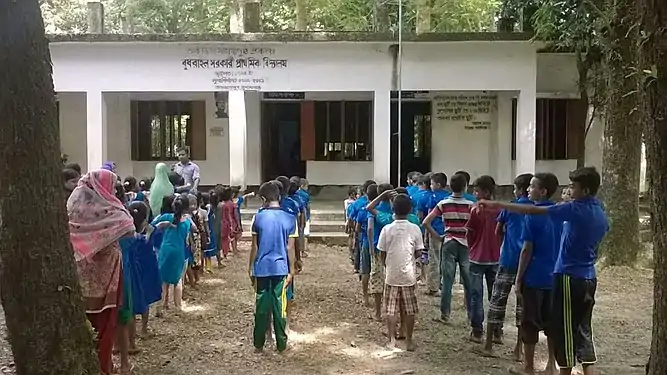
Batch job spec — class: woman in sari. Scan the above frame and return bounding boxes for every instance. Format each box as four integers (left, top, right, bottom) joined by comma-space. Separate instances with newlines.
68, 169, 136, 375
149, 163, 174, 217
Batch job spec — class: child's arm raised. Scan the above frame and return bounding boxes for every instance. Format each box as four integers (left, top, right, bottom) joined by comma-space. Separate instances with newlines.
366, 190, 396, 217
155, 221, 176, 230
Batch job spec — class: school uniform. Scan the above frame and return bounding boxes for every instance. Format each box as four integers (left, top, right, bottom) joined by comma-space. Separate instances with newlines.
518, 201, 562, 345
349, 195, 369, 272
487, 197, 533, 329
354, 205, 371, 275
546, 198, 608, 368
250, 207, 298, 352
296, 188, 311, 236
280, 196, 300, 301
368, 201, 393, 295
151, 214, 191, 285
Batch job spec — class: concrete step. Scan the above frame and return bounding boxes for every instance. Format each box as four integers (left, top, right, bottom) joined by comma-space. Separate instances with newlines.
239, 231, 348, 246
242, 220, 346, 233
240, 209, 345, 222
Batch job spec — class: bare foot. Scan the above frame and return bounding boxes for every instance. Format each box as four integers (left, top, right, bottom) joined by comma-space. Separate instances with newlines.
128, 347, 141, 356
513, 346, 524, 362
386, 338, 397, 349
473, 347, 499, 358
539, 364, 557, 375
406, 341, 417, 352
508, 366, 533, 375
254, 347, 264, 353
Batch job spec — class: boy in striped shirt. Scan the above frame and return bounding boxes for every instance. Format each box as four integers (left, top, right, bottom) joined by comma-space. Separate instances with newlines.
423, 173, 475, 323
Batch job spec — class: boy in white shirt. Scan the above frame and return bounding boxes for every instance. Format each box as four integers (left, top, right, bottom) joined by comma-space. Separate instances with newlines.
378, 194, 424, 351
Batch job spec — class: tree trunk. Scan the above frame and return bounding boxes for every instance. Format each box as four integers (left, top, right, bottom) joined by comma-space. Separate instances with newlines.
415, 0, 431, 34
373, 0, 390, 32
295, 0, 307, 31
575, 52, 589, 169
640, 0, 667, 371
0, 1, 100, 374
598, 0, 642, 266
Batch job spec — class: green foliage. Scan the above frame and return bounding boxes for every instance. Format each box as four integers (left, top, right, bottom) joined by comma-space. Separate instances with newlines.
41, 0, 500, 33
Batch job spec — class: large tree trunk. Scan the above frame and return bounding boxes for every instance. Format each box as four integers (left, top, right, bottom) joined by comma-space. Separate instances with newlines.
295, 0, 307, 31
0, 1, 99, 374
598, 0, 642, 266
373, 0, 390, 32
415, 0, 431, 34
641, 0, 667, 372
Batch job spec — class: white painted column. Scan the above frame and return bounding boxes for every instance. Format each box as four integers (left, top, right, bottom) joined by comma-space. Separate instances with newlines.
373, 90, 391, 183
86, 90, 108, 172
244, 91, 262, 186
495, 91, 514, 185
515, 89, 537, 175
228, 91, 247, 187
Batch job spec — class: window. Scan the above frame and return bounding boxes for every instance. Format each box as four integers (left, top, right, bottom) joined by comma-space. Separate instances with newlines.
511, 98, 582, 160
131, 101, 206, 161
314, 101, 372, 161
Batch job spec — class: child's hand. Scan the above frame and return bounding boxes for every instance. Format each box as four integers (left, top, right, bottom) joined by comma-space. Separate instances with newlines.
295, 260, 303, 274
285, 273, 293, 287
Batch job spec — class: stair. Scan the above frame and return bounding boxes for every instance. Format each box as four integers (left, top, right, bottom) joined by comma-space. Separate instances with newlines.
239, 201, 349, 246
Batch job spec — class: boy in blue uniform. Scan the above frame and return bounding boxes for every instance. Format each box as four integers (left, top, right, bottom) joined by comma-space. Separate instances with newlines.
480, 167, 608, 375
406, 171, 421, 198
348, 180, 376, 272
483, 173, 533, 358
425, 172, 450, 296
515, 173, 561, 375
355, 184, 378, 307
248, 181, 298, 353
296, 178, 311, 252
367, 183, 394, 320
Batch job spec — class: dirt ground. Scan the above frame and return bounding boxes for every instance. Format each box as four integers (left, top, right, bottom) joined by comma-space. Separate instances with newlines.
0, 243, 654, 375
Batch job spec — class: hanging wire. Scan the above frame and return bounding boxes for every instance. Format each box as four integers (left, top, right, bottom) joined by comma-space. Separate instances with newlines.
397, 0, 403, 186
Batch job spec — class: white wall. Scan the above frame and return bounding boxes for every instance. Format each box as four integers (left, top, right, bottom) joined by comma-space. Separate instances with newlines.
52, 42, 586, 186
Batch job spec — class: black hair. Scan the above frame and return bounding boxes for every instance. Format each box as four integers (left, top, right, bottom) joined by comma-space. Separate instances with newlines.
569, 167, 600, 196
139, 177, 152, 191
362, 180, 376, 194
431, 172, 448, 188
123, 176, 137, 193
473, 175, 496, 196
449, 173, 466, 194
366, 184, 379, 201
394, 187, 408, 195
454, 170, 471, 185
533, 172, 560, 198
115, 180, 126, 204
161, 195, 176, 214
418, 173, 431, 187
208, 189, 219, 208
276, 176, 290, 197
220, 186, 233, 201
62, 168, 80, 182
199, 192, 210, 209
168, 171, 184, 187
290, 176, 301, 187
287, 178, 299, 195
377, 183, 394, 197
64, 162, 82, 175
172, 195, 188, 224
259, 181, 280, 202
128, 201, 149, 232
514, 173, 534, 196
230, 185, 241, 199
347, 186, 357, 198
392, 194, 412, 216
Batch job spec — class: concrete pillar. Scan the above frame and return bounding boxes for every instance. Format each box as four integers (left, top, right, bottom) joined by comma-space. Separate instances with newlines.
228, 91, 247, 187
87, 2, 105, 33
495, 91, 514, 185
86, 91, 108, 172
373, 90, 391, 183
515, 89, 537, 175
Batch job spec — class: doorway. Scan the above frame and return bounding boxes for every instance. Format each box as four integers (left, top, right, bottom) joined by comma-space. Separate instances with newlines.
390, 101, 432, 187
261, 102, 306, 181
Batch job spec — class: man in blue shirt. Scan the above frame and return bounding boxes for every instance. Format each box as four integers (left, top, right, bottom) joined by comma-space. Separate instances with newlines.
515, 173, 562, 375
483, 173, 533, 357
248, 181, 298, 353
425, 172, 451, 295
479, 167, 608, 375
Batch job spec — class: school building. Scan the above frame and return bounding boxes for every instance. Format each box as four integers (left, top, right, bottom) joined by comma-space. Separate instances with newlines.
51, 32, 603, 190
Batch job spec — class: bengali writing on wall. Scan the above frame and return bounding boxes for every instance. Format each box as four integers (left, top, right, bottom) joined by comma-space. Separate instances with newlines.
434, 94, 496, 130
181, 46, 288, 91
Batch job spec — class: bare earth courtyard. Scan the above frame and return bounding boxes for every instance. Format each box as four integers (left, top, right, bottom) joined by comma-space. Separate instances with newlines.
0, 243, 654, 375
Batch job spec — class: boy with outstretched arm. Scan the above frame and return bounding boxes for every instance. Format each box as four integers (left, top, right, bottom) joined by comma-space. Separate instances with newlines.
513, 172, 562, 375
248, 181, 298, 353
479, 167, 608, 375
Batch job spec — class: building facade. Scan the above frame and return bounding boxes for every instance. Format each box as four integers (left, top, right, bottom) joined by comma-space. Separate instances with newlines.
51, 33, 604, 188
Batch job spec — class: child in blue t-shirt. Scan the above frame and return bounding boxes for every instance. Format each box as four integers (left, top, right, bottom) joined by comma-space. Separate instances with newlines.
514, 172, 561, 375
355, 184, 377, 308
483, 173, 533, 358
296, 178, 311, 251
248, 181, 298, 353
425, 172, 451, 295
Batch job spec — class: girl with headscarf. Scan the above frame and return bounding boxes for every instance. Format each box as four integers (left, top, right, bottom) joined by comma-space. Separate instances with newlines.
67, 169, 135, 375
149, 163, 174, 217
